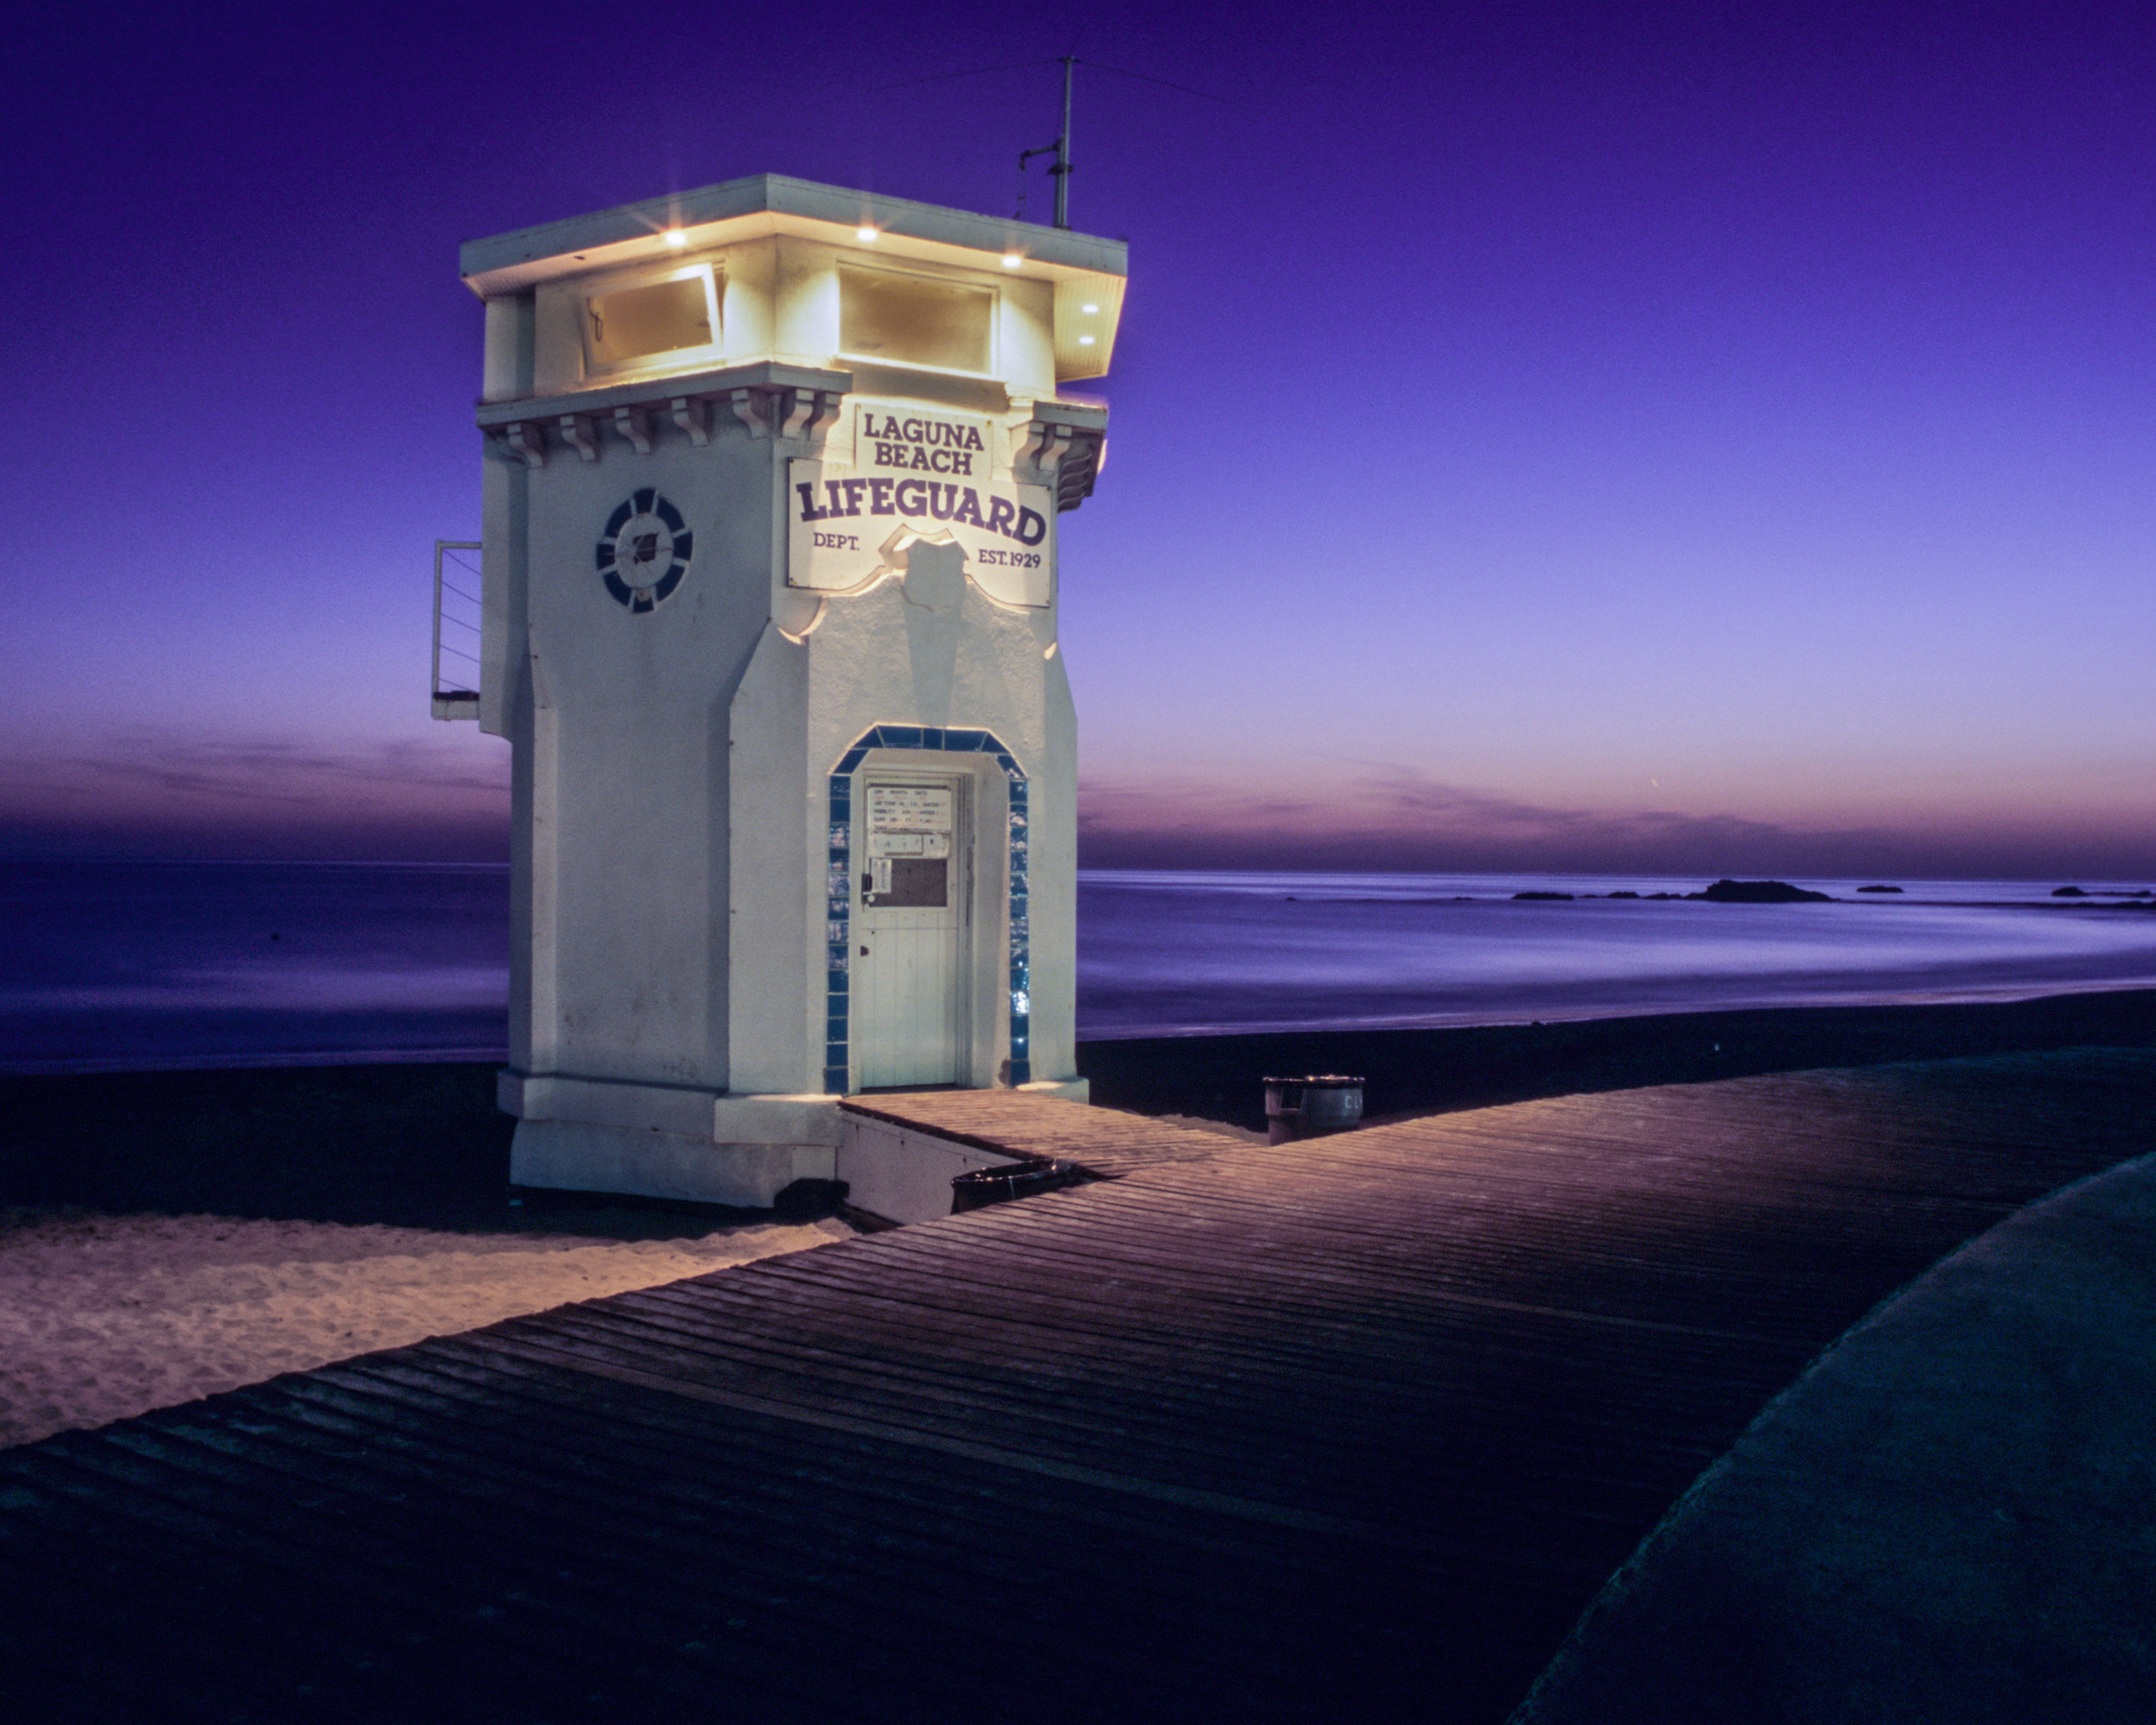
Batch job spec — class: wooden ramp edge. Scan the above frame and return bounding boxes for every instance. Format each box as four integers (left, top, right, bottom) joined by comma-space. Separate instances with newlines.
839, 1087, 1245, 1179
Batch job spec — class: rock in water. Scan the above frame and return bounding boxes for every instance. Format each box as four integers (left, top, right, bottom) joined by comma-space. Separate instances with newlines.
1692, 879, 1833, 903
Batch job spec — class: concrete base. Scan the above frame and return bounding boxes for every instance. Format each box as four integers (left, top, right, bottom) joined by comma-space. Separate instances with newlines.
835, 1112, 1025, 1225
499, 1070, 848, 1205
500, 1068, 1069, 1211
510, 1119, 837, 1207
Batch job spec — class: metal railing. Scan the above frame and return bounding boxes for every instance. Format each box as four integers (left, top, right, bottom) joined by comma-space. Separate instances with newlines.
431, 540, 483, 719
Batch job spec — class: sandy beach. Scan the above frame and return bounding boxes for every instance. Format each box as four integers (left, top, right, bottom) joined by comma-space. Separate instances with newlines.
0, 1115, 1251, 1450
0, 1207, 851, 1449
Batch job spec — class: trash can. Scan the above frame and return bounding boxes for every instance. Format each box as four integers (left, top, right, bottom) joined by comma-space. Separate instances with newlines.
1263, 1076, 1364, 1145
950, 1158, 1084, 1214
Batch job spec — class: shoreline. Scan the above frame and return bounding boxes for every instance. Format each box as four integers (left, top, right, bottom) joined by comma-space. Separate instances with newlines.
14, 975, 2156, 1083
3, 988, 2151, 1214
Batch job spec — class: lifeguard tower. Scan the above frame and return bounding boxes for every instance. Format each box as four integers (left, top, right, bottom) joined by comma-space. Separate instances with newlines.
450, 175, 1124, 1205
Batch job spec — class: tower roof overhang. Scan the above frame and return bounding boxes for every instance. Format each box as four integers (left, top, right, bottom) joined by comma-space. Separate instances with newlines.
460, 172, 1120, 296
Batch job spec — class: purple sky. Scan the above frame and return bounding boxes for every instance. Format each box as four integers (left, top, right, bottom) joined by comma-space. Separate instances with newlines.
3, 1, 2153, 878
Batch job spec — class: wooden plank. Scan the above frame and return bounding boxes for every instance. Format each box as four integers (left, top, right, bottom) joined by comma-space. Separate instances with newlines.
172, 1378, 1219, 1707
316, 1348, 1393, 1584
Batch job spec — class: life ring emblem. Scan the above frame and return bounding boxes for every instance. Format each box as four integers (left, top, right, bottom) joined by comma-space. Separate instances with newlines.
596, 488, 692, 612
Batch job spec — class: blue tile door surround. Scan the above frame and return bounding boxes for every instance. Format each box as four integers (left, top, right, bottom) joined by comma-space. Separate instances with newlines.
824, 726, 1029, 1094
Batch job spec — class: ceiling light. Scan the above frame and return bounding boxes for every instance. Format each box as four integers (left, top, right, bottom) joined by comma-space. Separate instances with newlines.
664, 229, 686, 248
857, 224, 877, 242
1081, 303, 1099, 313
1002, 253, 1023, 269
1078, 334, 1095, 345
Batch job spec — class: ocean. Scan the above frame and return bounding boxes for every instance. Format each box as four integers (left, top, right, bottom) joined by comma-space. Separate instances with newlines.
1078, 869, 2156, 1038
6, 858, 2156, 1074
2, 861, 511, 1075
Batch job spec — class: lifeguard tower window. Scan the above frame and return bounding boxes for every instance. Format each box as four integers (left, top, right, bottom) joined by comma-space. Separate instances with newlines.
839, 267, 993, 373
583, 269, 718, 373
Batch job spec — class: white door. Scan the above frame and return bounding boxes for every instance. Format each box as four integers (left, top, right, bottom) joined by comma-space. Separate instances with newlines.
855, 775, 970, 1088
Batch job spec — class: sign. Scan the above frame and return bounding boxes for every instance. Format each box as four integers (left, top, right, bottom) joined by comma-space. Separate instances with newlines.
787, 407, 1052, 606
868, 784, 952, 832
856, 407, 987, 476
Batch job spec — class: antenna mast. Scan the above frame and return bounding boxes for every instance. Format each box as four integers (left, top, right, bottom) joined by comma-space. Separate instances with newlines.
1053, 54, 1074, 229
1018, 56, 1077, 229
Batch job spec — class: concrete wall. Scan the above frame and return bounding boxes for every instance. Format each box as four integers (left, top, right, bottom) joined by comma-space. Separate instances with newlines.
518, 406, 770, 1091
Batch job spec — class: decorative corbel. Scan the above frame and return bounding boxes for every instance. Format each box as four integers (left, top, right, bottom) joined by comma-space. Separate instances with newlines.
1016, 422, 1075, 474
669, 396, 711, 448
557, 413, 599, 462
780, 386, 844, 444
611, 405, 653, 455
504, 421, 545, 469
1054, 426, 1105, 512
777, 388, 818, 441
729, 388, 769, 439
1015, 413, 1105, 510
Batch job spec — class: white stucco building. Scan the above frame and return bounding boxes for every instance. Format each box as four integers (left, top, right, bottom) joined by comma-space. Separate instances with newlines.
452, 175, 1124, 1205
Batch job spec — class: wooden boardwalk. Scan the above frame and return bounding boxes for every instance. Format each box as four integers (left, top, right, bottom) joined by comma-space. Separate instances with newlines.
3, 1049, 2151, 1723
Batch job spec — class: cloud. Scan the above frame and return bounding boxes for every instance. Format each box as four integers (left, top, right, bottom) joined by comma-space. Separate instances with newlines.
5, 737, 2146, 879
1081, 762, 1794, 863
1076, 761, 2153, 879
0, 732, 510, 860
74, 736, 509, 804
